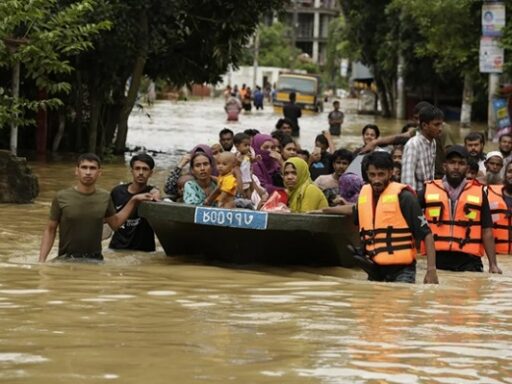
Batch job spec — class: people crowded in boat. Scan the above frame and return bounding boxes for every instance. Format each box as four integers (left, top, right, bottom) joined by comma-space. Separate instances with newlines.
159, 99, 511, 283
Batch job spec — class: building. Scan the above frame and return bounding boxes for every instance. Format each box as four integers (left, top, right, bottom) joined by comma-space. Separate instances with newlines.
282, 0, 340, 65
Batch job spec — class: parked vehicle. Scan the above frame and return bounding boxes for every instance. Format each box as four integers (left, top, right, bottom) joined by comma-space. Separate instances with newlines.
273, 73, 323, 113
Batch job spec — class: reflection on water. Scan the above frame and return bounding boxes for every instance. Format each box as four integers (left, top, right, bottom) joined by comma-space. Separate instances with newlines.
1, 99, 510, 383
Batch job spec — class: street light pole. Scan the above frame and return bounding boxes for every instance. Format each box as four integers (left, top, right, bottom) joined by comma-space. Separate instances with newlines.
480, 1, 506, 140
488, 73, 500, 140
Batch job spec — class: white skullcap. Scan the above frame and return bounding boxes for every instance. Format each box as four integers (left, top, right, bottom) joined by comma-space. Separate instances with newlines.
485, 151, 504, 161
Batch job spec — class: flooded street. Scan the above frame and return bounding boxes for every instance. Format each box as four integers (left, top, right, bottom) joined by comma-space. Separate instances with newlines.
1, 98, 512, 383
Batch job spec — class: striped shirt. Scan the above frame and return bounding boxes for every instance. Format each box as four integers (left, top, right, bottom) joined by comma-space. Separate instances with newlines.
401, 133, 436, 192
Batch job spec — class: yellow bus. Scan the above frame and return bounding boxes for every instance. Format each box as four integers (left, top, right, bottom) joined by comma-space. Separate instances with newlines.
273, 73, 323, 114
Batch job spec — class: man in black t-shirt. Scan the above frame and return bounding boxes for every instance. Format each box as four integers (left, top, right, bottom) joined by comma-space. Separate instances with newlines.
283, 91, 302, 137
328, 100, 344, 136
109, 154, 160, 252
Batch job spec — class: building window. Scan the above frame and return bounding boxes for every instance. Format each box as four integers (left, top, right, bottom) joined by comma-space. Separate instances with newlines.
297, 13, 314, 39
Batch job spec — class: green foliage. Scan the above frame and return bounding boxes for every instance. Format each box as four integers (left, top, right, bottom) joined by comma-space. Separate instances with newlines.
241, 21, 322, 72
498, 0, 512, 75
0, 0, 110, 131
258, 22, 300, 68
392, 0, 480, 76
71, 0, 285, 154
295, 60, 320, 74
324, 16, 348, 88
143, 0, 285, 86
0, 0, 285, 152
340, 0, 399, 116
339, 0, 490, 116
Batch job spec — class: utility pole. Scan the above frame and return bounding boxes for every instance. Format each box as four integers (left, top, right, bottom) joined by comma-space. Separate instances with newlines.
480, 1, 506, 140
396, 54, 406, 120
253, 28, 259, 90
396, 8, 406, 120
227, 40, 232, 87
291, 0, 298, 69
488, 73, 500, 138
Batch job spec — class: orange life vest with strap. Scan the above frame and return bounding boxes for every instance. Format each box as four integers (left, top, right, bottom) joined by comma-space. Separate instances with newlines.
357, 182, 416, 266
423, 180, 484, 257
486, 185, 512, 255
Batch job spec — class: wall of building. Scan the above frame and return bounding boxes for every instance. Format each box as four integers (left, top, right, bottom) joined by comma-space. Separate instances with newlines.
281, 0, 340, 64
217, 66, 293, 90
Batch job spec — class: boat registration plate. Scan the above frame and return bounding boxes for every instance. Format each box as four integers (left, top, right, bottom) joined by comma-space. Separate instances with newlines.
194, 207, 268, 230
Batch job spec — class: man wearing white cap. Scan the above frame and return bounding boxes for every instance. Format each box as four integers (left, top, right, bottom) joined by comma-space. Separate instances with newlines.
483, 151, 504, 185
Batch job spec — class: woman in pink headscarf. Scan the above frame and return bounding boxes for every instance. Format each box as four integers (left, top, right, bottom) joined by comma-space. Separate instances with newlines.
251, 134, 284, 194
164, 144, 218, 200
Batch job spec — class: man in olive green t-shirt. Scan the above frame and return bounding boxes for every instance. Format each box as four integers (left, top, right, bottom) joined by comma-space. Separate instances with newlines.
39, 153, 153, 262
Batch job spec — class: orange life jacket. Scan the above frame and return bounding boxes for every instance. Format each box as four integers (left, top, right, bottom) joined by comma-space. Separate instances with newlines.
357, 182, 416, 266
423, 180, 484, 257
487, 185, 512, 255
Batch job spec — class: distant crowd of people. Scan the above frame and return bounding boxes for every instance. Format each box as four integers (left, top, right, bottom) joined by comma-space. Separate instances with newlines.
39, 99, 512, 287
223, 83, 273, 121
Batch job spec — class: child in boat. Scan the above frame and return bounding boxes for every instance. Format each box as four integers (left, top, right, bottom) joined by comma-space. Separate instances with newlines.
233, 132, 255, 199
204, 152, 237, 208
211, 143, 223, 164
176, 174, 194, 202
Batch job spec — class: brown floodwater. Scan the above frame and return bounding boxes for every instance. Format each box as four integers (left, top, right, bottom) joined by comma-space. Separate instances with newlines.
1, 99, 511, 383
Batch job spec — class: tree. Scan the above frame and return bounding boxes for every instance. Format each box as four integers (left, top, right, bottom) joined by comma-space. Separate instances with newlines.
257, 22, 300, 68
393, 0, 481, 126
69, 0, 285, 155
324, 17, 348, 89
339, 0, 400, 117
0, 0, 110, 154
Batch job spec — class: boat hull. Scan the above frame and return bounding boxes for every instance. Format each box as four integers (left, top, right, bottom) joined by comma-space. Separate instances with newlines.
139, 202, 360, 267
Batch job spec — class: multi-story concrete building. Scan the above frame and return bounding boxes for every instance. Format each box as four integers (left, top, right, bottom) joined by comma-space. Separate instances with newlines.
282, 0, 340, 65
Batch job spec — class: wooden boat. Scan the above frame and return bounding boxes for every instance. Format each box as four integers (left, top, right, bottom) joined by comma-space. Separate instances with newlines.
139, 201, 360, 267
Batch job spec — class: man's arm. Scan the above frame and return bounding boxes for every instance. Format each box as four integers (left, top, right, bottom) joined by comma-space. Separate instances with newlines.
480, 193, 502, 273
39, 220, 58, 262
328, 112, 334, 125
482, 228, 502, 273
359, 131, 412, 153
323, 131, 336, 153
399, 190, 438, 284
105, 193, 153, 230
318, 204, 354, 215
149, 186, 161, 201
423, 233, 439, 284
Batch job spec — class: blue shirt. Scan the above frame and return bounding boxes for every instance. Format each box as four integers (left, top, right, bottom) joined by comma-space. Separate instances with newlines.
183, 179, 217, 206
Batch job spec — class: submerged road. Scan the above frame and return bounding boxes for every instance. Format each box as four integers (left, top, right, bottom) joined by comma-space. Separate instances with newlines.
0, 98, 509, 384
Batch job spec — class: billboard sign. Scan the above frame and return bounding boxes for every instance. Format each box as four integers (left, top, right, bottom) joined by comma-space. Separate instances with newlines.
480, 36, 504, 73
482, 2, 506, 37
